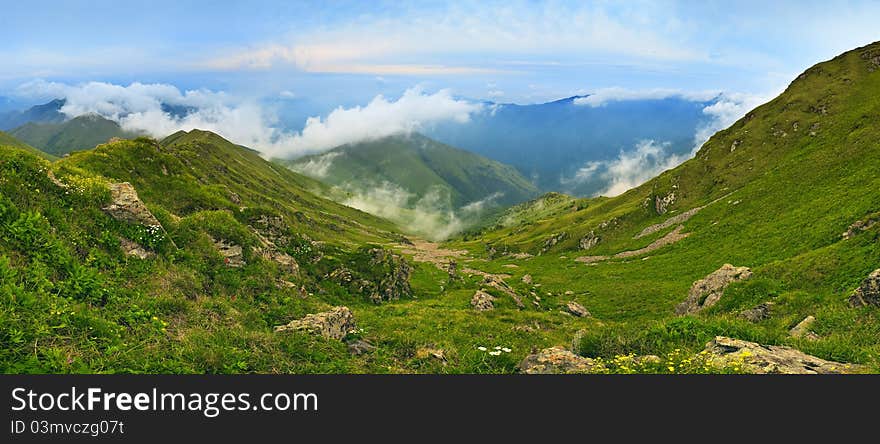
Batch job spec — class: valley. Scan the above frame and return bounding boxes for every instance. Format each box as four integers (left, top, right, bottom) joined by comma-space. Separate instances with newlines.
1, 42, 879, 374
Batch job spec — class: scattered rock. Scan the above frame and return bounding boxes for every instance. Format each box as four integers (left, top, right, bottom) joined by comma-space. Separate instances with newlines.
274, 306, 356, 340
861, 47, 880, 72
119, 237, 154, 260
482, 275, 525, 308
471, 290, 496, 312
346, 338, 376, 355
703, 336, 860, 374
564, 290, 574, 296
842, 215, 879, 239
676, 264, 752, 315
212, 237, 245, 267
565, 301, 591, 317
615, 225, 690, 259
518, 347, 595, 374
636, 205, 705, 239
739, 302, 773, 322
521, 274, 533, 285
541, 232, 569, 254
849, 269, 880, 307
510, 252, 533, 259
789, 315, 817, 339
102, 182, 162, 227
730, 139, 742, 152
579, 231, 600, 250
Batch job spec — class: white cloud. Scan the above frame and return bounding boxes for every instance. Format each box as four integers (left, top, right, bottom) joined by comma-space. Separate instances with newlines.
573, 87, 720, 107
287, 151, 341, 178
200, 5, 702, 74
14, 80, 480, 159
565, 90, 776, 197
691, 91, 775, 151
270, 87, 482, 157
341, 182, 464, 241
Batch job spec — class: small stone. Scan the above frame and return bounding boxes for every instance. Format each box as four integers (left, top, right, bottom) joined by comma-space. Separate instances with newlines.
739, 302, 773, 322
346, 338, 376, 355
471, 290, 495, 312
521, 274, 533, 285
789, 315, 816, 338
518, 347, 595, 374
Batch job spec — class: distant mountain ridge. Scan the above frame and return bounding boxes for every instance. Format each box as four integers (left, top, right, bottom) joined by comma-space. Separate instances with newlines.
10, 113, 139, 156
424, 95, 714, 195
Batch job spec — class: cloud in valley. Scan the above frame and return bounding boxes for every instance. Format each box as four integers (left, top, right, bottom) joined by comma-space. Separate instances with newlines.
14, 80, 481, 159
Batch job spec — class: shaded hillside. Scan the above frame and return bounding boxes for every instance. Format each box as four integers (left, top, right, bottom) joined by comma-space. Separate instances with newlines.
10, 113, 139, 156
0, 130, 57, 161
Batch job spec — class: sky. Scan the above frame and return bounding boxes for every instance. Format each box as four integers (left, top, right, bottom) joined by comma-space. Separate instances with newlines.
1, 0, 879, 156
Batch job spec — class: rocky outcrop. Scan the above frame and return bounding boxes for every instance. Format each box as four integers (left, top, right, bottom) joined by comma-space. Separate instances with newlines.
541, 232, 569, 254
654, 191, 676, 215
578, 231, 599, 250
842, 214, 878, 239
849, 269, 880, 307
482, 275, 524, 308
739, 302, 773, 322
471, 290, 496, 312
248, 215, 300, 274
102, 182, 162, 227
703, 336, 860, 374
676, 264, 752, 315
518, 347, 596, 374
212, 237, 245, 267
274, 306, 356, 340
565, 301, 591, 317
330, 247, 413, 304
119, 237, 154, 260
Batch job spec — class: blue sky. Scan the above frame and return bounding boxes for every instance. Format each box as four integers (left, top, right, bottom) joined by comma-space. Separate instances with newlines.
2, 0, 879, 105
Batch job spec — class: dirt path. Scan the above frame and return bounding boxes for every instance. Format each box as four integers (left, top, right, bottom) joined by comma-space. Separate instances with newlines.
398, 239, 511, 279
576, 225, 691, 264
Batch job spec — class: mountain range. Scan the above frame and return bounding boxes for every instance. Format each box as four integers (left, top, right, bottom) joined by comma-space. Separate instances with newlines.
1, 41, 879, 374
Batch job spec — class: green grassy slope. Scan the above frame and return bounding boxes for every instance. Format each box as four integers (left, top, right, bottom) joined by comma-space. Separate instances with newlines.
10, 113, 139, 156
442, 41, 880, 366
285, 133, 539, 208
0, 130, 57, 161
0, 131, 423, 373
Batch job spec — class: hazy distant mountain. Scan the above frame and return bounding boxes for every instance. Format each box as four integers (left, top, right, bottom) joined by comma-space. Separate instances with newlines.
423, 96, 713, 195
0, 98, 66, 130
10, 113, 139, 156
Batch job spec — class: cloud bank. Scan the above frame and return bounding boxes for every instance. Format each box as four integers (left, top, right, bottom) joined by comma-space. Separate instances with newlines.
573, 87, 720, 107
565, 89, 775, 197
15, 80, 480, 158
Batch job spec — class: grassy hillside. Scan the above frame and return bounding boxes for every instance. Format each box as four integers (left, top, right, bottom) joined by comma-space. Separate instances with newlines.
10, 113, 139, 156
0, 130, 57, 161
287, 133, 537, 208
445, 41, 880, 366
0, 130, 432, 373
284, 133, 539, 240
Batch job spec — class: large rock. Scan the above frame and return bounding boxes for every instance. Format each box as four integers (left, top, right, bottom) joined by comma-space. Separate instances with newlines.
471, 290, 496, 312
482, 275, 524, 308
676, 264, 752, 315
212, 237, 245, 267
578, 231, 600, 250
704, 336, 860, 374
518, 347, 596, 374
739, 302, 773, 322
274, 306, 356, 340
565, 301, 591, 317
102, 182, 162, 227
849, 269, 880, 307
